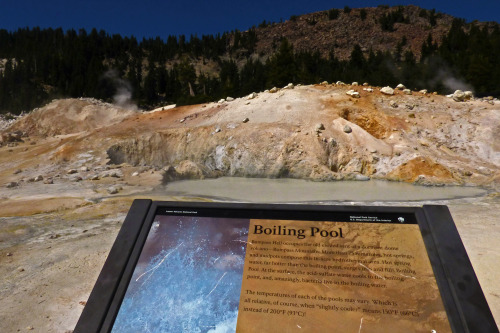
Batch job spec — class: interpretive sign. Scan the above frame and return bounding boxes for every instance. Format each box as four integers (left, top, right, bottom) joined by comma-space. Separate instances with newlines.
75, 201, 497, 333
238, 219, 450, 332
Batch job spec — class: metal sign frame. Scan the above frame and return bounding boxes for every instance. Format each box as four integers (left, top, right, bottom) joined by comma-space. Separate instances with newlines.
74, 200, 497, 333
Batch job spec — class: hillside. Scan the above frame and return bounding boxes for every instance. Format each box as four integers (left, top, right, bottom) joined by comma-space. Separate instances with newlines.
251, 5, 456, 60
0, 5, 499, 114
1, 83, 498, 193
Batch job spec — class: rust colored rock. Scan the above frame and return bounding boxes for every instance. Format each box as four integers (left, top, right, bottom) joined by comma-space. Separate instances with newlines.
387, 157, 457, 184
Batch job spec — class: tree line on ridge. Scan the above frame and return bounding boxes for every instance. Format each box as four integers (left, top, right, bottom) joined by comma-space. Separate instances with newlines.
0, 17, 499, 114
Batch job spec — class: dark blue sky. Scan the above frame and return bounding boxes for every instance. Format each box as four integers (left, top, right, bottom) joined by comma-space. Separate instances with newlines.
1, 0, 499, 39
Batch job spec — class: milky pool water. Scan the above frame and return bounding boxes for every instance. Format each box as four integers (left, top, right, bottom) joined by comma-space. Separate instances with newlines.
162, 178, 488, 203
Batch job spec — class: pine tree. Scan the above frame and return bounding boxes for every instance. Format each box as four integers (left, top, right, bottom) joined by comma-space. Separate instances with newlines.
144, 61, 158, 104
401, 50, 417, 87
360, 9, 367, 21
219, 60, 240, 97
240, 59, 267, 95
176, 59, 197, 97
267, 38, 296, 87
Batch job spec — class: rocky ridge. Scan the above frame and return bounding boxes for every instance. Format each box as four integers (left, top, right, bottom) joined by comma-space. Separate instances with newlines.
252, 5, 453, 60
232, 5, 500, 63
1, 83, 498, 193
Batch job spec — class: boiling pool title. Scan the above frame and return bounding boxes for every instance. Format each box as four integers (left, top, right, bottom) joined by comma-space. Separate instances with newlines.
253, 225, 344, 240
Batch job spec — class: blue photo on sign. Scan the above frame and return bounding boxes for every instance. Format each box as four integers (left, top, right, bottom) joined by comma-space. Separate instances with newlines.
112, 216, 249, 333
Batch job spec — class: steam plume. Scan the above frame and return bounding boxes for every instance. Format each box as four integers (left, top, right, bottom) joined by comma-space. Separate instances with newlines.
435, 69, 474, 93
103, 70, 138, 111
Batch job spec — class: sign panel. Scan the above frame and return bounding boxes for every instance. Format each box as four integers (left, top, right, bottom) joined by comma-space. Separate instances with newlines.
74, 201, 497, 333
238, 219, 451, 332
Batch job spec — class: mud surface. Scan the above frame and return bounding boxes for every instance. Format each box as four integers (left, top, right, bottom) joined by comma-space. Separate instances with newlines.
161, 177, 489, 202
